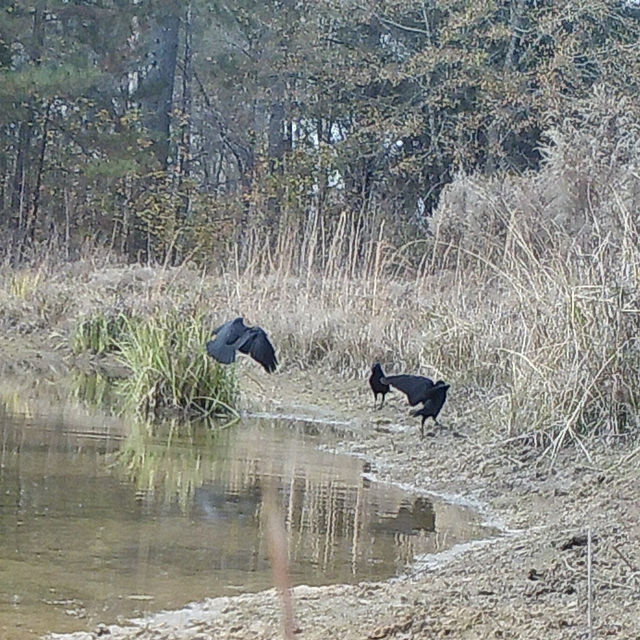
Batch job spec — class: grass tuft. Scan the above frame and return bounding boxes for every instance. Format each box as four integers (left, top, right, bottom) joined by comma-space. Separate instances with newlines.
71, 310, 238, 418
8, 270, 42, 299
71, 311, 136, 355
113, 311, 238, 418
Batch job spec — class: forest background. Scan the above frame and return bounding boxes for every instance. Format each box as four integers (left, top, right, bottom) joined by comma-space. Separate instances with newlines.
2, 0, 640, 442
2, 0, 638, 266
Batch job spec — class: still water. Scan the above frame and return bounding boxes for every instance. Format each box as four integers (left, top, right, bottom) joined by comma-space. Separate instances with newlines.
0, 386, 492, 639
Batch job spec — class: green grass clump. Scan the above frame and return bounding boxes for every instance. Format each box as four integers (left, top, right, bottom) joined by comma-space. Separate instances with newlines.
71, 309, 238, 418
114, 311, 238, 417
71, 311, 136, 355
8, 270, 42, 299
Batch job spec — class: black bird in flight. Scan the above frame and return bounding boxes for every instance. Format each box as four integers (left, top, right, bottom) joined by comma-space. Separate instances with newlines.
369, 363, 390, 409
410, 381, 450, 438
206, 317, 278, 373
380, 373, 440, 406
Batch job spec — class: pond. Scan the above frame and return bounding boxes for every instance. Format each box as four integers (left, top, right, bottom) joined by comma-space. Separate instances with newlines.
0, 381, 495, 639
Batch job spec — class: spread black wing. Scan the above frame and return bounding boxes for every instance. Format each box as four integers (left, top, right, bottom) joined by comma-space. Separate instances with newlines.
237, 327, 278, 373
381, 374, 435, 406
206, 318, 278, 373
206, 317, 246, 365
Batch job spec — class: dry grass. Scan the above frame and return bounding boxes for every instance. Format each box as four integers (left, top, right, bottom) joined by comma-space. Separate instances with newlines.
0, 103, 638, 453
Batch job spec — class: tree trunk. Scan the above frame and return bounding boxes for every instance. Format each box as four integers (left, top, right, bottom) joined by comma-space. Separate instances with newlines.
266, 85, 286, 227
24, 100, 52, 251
11, 119, 30, 230
140, 12, 181, 170
485, 0, 526, 176
173, 0, 194, 264
129, 10, 180, 262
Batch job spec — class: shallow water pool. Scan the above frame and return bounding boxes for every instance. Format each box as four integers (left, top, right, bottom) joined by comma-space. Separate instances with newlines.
0, 388, 493, 639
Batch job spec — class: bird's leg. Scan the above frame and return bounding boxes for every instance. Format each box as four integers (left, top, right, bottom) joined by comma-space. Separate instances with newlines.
420, 419, 425, 439
379, 396, 385, 410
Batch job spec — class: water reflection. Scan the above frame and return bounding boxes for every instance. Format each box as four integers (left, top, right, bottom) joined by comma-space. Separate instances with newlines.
69, 369, 126, 414
0, 387, 493, 640
373, 496, 436, 537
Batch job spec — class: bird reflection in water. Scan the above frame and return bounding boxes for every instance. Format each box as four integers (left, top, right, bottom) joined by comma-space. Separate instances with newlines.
373, 496, 436, 538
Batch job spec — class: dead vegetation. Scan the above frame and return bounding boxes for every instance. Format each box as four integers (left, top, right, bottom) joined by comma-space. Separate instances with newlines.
2, 106, 640, 456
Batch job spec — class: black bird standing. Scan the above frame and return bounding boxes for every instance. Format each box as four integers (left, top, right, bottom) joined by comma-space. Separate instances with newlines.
206, 317, 278, 373
380, 374, 439, 406
410, 380, 450, 438
369, 363, 390, 409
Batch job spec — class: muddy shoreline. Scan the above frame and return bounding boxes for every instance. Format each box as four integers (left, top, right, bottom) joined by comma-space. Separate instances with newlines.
37, 365, 640, 640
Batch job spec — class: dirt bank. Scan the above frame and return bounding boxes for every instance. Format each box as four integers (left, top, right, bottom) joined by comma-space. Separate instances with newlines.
41, 366, 640, 640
